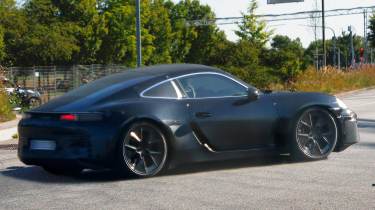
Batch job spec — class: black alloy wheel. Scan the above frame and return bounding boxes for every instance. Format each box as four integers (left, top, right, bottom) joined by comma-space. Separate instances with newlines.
121, 122, 168, 177
29, 97, 41, 108
293, 108, 338, 160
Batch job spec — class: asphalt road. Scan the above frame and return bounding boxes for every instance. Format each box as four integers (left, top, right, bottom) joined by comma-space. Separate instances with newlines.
1, 89, 375, 209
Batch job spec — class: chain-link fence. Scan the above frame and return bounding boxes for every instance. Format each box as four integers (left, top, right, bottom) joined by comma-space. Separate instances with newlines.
3, 64, 129, 103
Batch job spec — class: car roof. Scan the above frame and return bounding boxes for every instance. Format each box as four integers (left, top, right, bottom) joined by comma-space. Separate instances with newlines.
118, 64, 222, 78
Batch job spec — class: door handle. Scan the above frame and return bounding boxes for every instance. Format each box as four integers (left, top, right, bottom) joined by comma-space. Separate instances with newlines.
195, 112, 212, 118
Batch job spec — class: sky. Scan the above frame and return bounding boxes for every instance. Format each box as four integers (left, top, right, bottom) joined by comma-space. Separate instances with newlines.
173, 0, 375, 47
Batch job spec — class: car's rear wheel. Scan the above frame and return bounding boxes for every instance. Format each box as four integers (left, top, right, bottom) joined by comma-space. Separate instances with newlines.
28, 97, 41, 108
291, 108, 338, 160
118, 122, 168, 177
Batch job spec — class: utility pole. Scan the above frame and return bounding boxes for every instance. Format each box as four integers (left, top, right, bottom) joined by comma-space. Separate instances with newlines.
363, 9, 368, 64
338, 48, 341, 69
332, 36, 336, 66
311, 0, 320, 70
321, 0, 326, 68
349, 26, 355, 67
136, 0, 142, 67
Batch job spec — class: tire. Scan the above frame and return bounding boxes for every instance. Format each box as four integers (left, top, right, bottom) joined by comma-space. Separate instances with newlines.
42, 166, 83, 176
116, 121, 169, 178
28, 97, 41, 108
290, 107, 338, 160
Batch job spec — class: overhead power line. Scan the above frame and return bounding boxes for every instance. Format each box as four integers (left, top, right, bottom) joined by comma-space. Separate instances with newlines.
185, 5, 375, 26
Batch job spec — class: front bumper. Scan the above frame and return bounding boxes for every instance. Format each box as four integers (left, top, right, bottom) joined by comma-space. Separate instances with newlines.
17, 118, 120, 169
334, 109, 360, 152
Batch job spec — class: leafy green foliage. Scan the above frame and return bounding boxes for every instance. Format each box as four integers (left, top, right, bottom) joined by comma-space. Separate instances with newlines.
53, 0, 106, 64
235, 0, 271, 47
0, 71, 15, 122
262, 35, 305, 82
0, 91, 15, 122
369, 12, 375, 48
0, 26, 5, 62
0, 0, 28, 66
1, 0, 373, 93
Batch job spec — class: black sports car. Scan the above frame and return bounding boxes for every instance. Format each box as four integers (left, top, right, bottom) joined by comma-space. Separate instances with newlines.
18, 64, 359, 177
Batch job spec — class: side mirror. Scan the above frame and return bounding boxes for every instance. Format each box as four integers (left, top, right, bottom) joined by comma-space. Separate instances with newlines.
247, 89, 260, 101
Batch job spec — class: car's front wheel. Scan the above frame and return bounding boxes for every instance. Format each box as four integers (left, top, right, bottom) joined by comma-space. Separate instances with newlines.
117, 122, 169, 178
291, 108, 338, 160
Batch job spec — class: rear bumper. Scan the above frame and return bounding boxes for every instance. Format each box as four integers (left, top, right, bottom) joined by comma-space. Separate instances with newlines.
334, 109, 360, 152
17, 118, 120, 169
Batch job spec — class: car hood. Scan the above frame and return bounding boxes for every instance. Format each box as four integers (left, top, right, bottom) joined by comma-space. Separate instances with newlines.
265, 90, 343, 111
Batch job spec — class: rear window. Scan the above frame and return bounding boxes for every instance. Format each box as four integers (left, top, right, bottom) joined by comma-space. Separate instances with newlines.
63, 71, 153, 98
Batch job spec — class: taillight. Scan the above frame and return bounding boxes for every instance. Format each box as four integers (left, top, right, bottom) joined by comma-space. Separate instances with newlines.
59, 113, 103, 122
60, 114, 78, 121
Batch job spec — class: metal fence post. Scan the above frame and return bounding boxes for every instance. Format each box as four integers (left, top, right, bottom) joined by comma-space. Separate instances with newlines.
32, 66, 36, 90
9, 67, 13, 82
74, 65, 78, 88
46, 67, 50, 102
54, 66, 57, 98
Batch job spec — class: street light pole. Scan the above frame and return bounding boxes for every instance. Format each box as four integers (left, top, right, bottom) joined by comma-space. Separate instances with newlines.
136, 0, 142, 68
349, 26, 355, 66
332, 36, 336, 66
322, 0, 326, 68
364, 9, 368, 63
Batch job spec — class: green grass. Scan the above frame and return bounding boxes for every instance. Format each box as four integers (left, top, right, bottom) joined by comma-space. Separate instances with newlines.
0, 71, 16, 122
270, 65, 375, 94
0, 91, 15, 122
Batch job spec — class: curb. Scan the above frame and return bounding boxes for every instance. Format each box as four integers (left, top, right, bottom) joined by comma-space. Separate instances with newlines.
0, 144, 18, 150
0, 139, 18, 150
335, 86, 375, 97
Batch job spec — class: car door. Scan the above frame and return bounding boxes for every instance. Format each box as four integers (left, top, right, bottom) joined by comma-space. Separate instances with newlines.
176, 73, 279, 151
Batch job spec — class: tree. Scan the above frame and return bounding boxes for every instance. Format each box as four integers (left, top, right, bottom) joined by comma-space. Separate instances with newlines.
17, 0, 79, 66
262, 35, 305, 81
369, 12, 375, 48
168, 0, 198, 63
235, 0, 271, 47
53, 0, 106, 64
144, 0, 173, 65
97, 0, 155, 66
0, 27, 5, 62
183, 1, 222, 64
0, 0, 28, 66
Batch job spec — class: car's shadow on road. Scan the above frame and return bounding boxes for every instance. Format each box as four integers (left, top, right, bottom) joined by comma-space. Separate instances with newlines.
0, 165, 128, 183
0, 154, 310, 184
167, 155, 298, 176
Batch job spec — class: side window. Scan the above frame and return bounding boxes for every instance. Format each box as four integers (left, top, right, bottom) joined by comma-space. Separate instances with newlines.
177, 74, 247, 98
143, 81, 178, 98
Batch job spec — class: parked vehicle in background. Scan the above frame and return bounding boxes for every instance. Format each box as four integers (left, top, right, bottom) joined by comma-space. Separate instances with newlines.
1, 76, 42, 109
